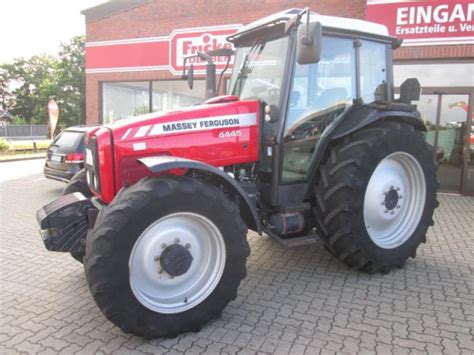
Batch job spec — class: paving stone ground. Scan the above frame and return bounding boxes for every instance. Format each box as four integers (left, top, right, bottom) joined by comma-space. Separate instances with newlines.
1, 163, 473, 354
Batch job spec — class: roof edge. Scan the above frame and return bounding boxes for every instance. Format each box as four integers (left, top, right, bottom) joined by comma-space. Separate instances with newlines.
81, 0, 149, 23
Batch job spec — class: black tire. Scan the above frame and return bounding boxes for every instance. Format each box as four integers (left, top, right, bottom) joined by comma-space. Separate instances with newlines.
314, 120, 438, 273
63, 169, 93, 198
84, 175, 249, 338
63, 169, 92, 263
70, 252, 85, 263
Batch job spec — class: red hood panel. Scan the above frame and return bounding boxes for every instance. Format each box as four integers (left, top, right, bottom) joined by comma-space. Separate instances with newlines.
106, 100, 259, 143
94, 100, 261, 203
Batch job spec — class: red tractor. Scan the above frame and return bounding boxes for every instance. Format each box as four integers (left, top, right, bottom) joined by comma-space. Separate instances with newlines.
37, 9, 438, 337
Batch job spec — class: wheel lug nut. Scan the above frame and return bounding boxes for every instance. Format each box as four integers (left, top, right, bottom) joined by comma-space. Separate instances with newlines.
384, 210, 389, 213
154, 256, 160, 261
159, 268, 164, 274
399, 195, 403, 199
396, 187, 400, 191
185, 243, 191, 249
396, 205, 401, 209
174, 238, 180, 244
390, 211, 395, 215
161, 243, 167, 249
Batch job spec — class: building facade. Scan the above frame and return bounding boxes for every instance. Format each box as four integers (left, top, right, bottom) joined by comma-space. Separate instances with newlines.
81, 0, 473, 194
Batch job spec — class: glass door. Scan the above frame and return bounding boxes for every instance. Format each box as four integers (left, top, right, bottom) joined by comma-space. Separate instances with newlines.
414, 94, 439, 159
414, 93, 471, 194
436, 94, 470, 193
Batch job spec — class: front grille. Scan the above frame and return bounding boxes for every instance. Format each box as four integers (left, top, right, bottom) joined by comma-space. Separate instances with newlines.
86, 137, 101, 193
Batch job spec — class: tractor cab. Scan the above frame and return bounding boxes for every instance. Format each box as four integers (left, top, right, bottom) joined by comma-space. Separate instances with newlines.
196, 9, 412, 224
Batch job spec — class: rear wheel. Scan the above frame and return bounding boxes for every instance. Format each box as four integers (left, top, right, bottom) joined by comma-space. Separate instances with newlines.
84, 176, 249, 337
314, 121, 438, 273
63, 169, 92, 263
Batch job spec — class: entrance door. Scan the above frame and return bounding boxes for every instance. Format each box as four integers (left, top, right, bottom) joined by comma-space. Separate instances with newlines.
414, 91, 473, 194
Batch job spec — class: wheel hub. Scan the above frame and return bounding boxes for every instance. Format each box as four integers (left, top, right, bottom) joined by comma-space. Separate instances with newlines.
129, 212, 226, 314
363, 152, 426, 249
384, 189, 399, 210
160, 244, 193, 277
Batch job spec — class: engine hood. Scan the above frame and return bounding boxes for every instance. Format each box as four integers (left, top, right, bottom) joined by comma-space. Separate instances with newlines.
104, 98, 259, 144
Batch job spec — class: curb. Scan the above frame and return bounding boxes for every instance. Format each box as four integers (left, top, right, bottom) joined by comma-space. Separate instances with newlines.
0, 156, 45, 163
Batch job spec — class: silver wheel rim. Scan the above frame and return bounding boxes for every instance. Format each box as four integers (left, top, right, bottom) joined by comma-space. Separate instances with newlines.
363, 152, 426, 249
129, 212, 226, 314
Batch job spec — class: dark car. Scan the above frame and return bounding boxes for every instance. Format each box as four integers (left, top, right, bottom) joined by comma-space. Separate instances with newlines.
44, 126, 97, 182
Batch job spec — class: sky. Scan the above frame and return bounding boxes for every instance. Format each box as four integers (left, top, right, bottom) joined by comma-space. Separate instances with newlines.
0, 0, 104, 64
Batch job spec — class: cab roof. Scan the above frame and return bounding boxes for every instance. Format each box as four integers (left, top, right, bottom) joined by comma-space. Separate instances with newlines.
228, 8, 395, 46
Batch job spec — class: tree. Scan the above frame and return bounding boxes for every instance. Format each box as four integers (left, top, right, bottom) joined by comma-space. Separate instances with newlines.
0, 55, 58, 124
0, 36, 85, 127
56, 36, 86, 127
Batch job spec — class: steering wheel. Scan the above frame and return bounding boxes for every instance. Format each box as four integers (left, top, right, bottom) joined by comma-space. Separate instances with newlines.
265, 88, 280, 105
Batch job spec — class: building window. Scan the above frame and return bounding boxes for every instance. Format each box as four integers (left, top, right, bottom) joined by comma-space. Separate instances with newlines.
393, 62, 474, 88
103, 81, 150, 123
152, 80, 205, 112
102, 80, 206, 123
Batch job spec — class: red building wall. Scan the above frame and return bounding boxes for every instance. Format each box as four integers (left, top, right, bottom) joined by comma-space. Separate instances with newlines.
85, 0, 367, 124
394, 45, 474, 60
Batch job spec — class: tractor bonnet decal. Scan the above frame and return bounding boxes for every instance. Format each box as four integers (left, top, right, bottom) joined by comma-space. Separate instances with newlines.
129, 113, 257, 138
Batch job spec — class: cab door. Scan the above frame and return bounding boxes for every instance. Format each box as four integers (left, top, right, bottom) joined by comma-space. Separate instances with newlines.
278, 35, 391, 206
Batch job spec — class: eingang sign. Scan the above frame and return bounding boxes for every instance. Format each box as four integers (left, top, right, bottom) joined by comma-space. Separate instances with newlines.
366, 0, 474, 46
85, 24, 242, 75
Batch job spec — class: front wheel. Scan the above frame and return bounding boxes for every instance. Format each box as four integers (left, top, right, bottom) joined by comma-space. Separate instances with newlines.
314, 121, 438, 273
84, 176, 249, 337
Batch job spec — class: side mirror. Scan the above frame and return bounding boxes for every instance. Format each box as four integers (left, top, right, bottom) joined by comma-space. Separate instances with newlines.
296, 21, 322, 65
187, 64, 194, 89
398, 78, 421, 105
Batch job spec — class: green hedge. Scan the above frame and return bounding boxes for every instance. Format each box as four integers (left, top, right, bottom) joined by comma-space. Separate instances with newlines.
0, 139, 51, 152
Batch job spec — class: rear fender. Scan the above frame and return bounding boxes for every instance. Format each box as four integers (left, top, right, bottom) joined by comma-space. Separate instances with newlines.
304, 104, 426, 199
138, 156, 262, 233
329, 104, 426, 140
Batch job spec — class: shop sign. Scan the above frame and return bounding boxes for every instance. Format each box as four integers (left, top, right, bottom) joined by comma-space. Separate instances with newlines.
85, 24, 242, 75
171, 30, 236, 71
366, 0, 474, 46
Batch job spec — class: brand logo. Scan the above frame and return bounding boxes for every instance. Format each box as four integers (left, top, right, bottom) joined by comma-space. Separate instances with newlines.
121, 113, 257, 139
170, 25, 242, 74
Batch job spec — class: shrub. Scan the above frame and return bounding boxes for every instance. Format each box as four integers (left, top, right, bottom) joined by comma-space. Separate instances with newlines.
0, 139, 9, 151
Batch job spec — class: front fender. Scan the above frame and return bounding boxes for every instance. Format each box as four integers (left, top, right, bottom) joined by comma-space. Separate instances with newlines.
138, 156, 262, 233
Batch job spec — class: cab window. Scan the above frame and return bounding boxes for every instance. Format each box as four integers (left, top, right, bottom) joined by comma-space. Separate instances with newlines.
359, 40, 388, 104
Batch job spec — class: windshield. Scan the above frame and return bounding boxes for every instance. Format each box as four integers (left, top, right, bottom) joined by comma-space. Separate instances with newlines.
230, 37, 289, 107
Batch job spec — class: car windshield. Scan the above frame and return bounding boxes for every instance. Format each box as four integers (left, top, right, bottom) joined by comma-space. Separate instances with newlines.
50, 131, 85, 151
230, 36, 289, 107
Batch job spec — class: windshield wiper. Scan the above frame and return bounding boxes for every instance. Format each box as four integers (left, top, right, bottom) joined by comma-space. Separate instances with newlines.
237, 40, 264, 79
